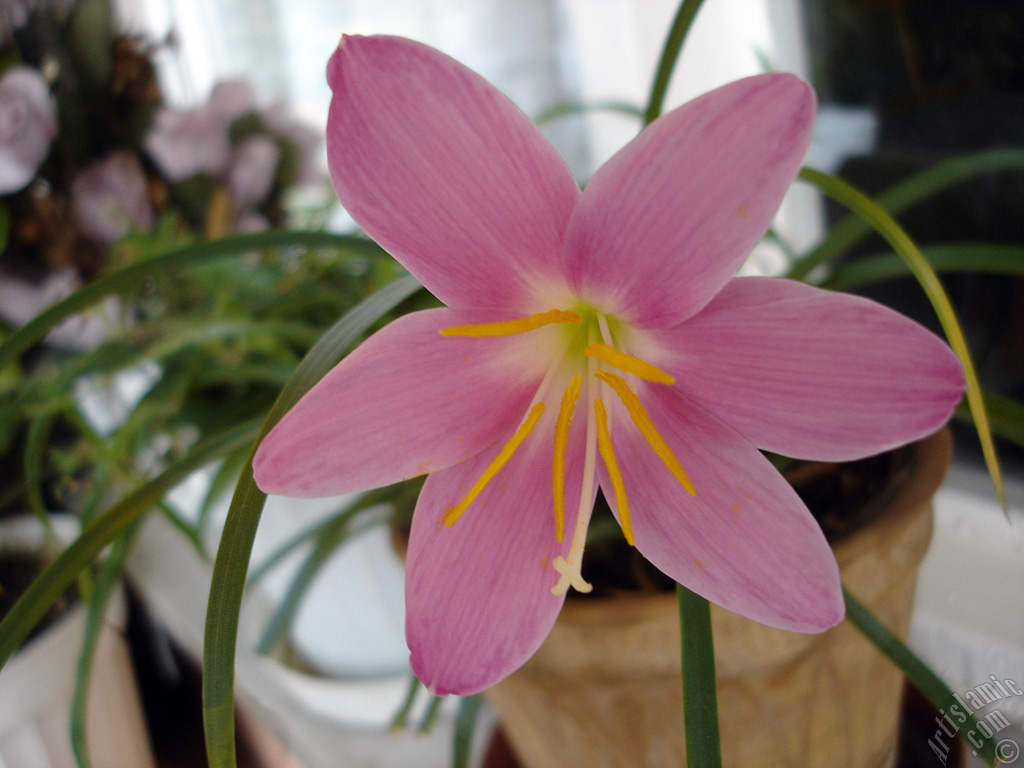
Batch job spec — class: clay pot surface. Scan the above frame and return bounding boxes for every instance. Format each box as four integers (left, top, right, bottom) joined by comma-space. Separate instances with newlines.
486, 429, 952, 768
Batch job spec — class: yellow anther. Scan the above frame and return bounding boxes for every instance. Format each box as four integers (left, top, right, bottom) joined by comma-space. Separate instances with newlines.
440, 309, 582, 337
442, 402, 546, 526
594, 370, 696, 496
594, 398, 633, 545
552, 375, 582, 543
584, 343, 675, 384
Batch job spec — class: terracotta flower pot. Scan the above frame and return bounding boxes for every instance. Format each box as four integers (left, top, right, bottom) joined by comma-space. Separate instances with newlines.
485, 429, 952, 768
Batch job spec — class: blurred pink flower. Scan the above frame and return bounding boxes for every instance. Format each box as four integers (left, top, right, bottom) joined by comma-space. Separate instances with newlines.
0, 267, 116, 350
70, 150, 154, 246
0, 0, 35, 33
253, 37, 966, 695
0, 66, 57, 194
144, 79, 255, 182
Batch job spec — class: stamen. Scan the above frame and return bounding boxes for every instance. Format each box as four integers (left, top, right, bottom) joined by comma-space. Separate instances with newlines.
594, 398, 633, 545
442, 402, 546, 526
552, 375, 582, 543
584, 343, 675, 384
594, 370, 696, 496
440, 309, 582, 337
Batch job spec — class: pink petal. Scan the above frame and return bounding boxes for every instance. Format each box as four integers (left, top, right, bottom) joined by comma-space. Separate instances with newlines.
563, 74, 815, 328
326, 36, 580, 311
660, 277, 966, 461
601, 386, 843, 632
253, 308, 555, 498
405, 389, 588, 695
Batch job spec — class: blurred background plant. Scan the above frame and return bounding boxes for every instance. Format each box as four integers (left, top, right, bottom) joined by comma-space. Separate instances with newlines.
0, 0, 418, 530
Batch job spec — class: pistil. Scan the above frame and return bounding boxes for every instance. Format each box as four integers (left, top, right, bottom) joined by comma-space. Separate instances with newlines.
551, 344, 599, 596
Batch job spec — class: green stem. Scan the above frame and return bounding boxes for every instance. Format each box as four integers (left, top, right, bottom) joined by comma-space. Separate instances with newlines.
643, 0, 708, 125
677, 583, 722, 767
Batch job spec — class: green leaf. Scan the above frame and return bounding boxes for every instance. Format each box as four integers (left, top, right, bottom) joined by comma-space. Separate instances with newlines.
255, 504, 388, 656
0, 418, 257, 670
197, 448, 249, 541
677, 583, 722, 768
643, 0, 709, 126
843, 588, 998, 766
452, 695, 483, 768
389, 674, 422, 733
0, 231, 388, 373
798, 168, 1005, 511
247, 482, 411, 590
418, 695, 444, 733
534, 101, 643, 125
23, 414, 59, 536
70, 526, 137, 768
788, 149, 1024, 282
820, 243, 1024, 291
202, 274, 422, 768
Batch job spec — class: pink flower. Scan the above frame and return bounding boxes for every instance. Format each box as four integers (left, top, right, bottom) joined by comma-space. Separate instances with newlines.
0, 66, 57, 195
253, 36, 966, 696
71, 151, 154, 246
144, 80, 255, 183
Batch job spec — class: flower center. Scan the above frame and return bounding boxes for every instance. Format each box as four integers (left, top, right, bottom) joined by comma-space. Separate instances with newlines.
438, 307, 696, 596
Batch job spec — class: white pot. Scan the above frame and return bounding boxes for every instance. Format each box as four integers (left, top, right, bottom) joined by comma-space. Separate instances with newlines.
0, 516, 156, 768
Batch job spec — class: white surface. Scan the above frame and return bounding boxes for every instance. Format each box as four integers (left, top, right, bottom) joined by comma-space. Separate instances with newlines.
0, 519, 156, 768
911, 464, 1024, 767
126, 509, 491, 768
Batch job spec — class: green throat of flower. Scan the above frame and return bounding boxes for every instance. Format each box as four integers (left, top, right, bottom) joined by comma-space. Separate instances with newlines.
438, 307, 696, 595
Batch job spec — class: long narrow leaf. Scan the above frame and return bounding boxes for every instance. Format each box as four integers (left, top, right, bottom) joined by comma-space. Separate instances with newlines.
202, 274, 422, 768
390, 674, 422, 732
0, 418, 258, 669
452, 694, 483, 768
843, 588, 997, 766
534, 101, 643, 125
23, 414, 59, 536
0, 231, 387, 373
643, 0, 708, 125
788, 149, 1024, 281
821, 243, 1024, 290
677, 583, 722, 768
70, 527, 137, 768
247, 483, 412, 589
255, 509, 389, 655
799, 168, 1005, 510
